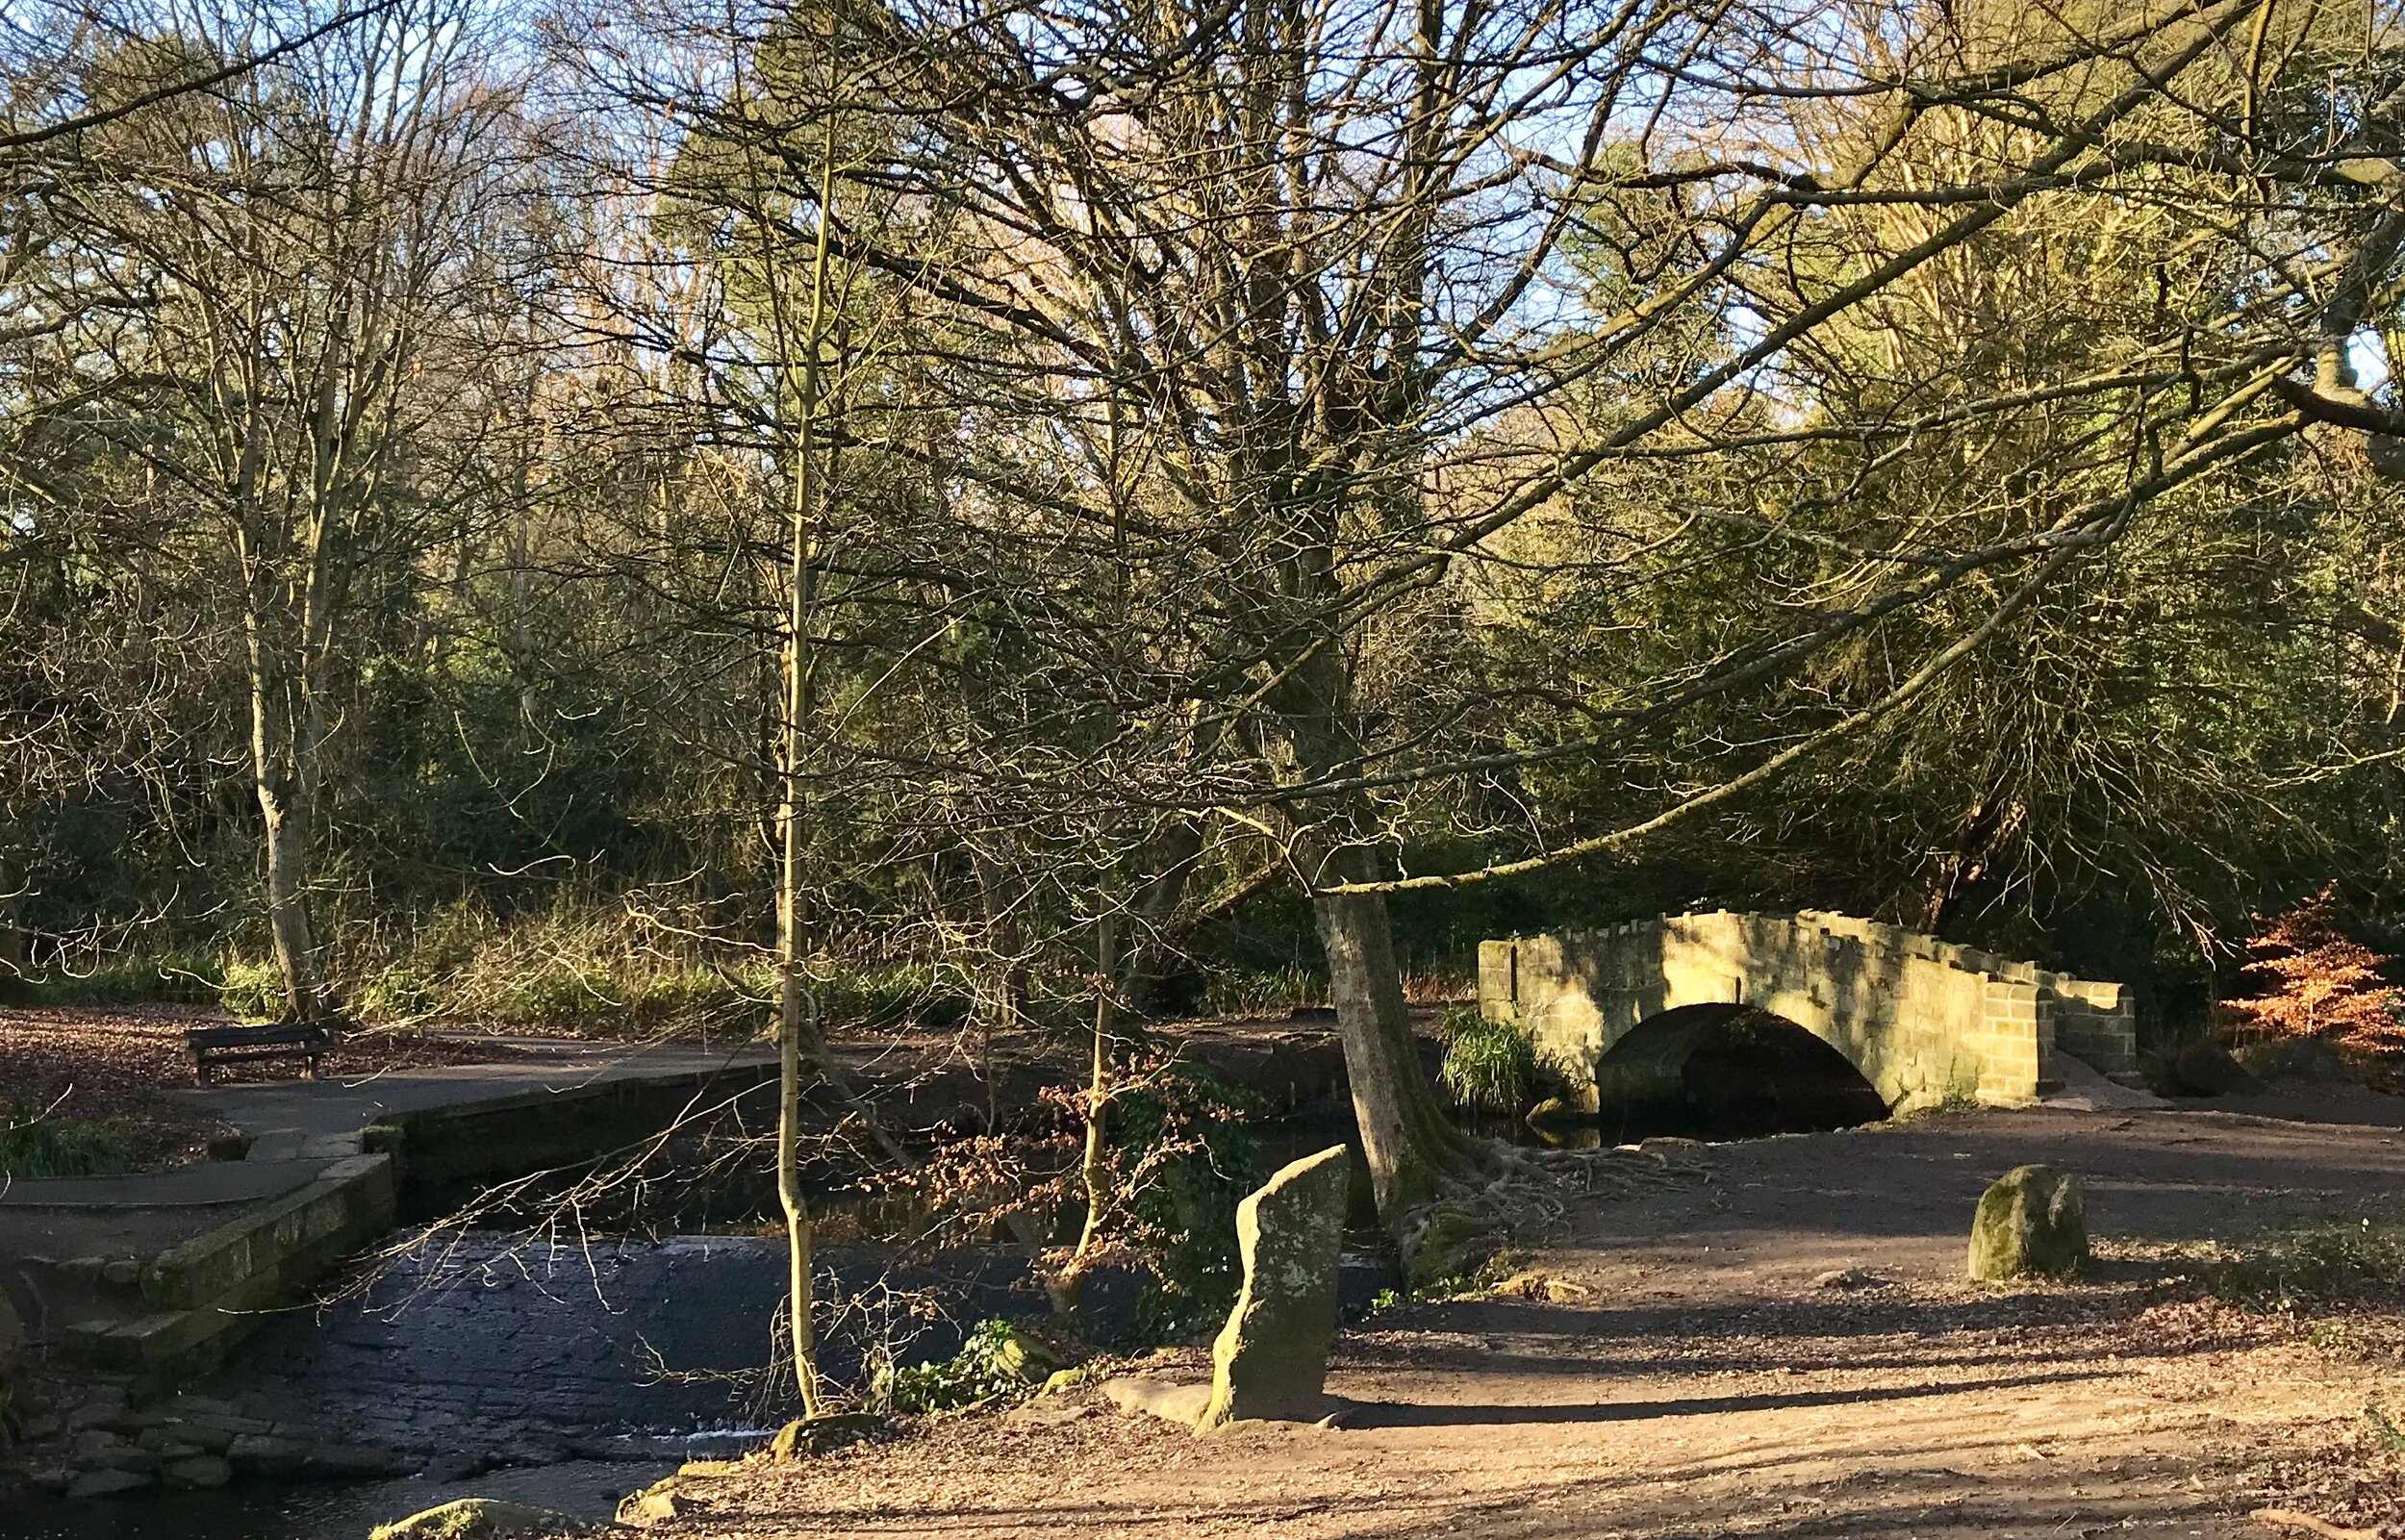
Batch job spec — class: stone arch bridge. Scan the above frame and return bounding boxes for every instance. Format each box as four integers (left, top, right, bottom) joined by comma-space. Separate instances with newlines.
1478, 910, 2139, 1113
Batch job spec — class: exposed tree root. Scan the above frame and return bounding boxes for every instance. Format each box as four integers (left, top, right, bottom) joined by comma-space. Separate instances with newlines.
1395, 1137, 1711, 1289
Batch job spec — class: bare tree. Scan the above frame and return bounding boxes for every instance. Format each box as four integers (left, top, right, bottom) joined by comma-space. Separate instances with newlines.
43, 0, 528, 1017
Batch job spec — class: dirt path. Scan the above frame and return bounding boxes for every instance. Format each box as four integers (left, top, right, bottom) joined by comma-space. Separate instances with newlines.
655, 1100, 2405, 1540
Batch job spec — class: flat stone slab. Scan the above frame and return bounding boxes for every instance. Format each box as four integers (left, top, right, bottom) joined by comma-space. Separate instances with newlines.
1101, 1376, 1213, 1426
165, 1039, 777, 1161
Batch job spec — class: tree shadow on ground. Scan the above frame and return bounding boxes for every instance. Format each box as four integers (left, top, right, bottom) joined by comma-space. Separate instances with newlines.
1333, 1366, 2115, 1427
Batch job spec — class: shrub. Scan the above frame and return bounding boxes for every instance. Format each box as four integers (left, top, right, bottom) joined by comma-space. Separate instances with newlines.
1197, 966, 1324, 1019
1111, 1056, 1266, 1343
12, 948, 224, 1007
352, 964, 441, 1022
871, 1319, 1051, 1413
816, 964, 972, 1032
1437, 1007, 1540, 1116
216, 958, 288, 1021
2224, 884, 2404, 1056
0, 1104, 133, 1178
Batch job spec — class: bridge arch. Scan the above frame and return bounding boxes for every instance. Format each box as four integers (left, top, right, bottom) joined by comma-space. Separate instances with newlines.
1479, 910, 2139, 1116
1589, 1003, 1890, 1135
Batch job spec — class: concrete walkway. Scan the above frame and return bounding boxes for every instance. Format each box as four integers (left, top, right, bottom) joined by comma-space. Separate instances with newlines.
0, 1038, 773, 1210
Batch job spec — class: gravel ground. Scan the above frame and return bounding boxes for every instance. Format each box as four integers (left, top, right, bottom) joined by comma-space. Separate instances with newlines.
626, 1100, 2405, 1540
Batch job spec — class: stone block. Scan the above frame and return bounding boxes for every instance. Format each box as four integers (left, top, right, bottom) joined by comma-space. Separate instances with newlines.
163, 1454, 234, 1489
1196, 1146, 1349, 1431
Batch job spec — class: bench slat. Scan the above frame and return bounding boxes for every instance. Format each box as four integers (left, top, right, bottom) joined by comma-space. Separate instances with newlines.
187, 1025, 332, 1051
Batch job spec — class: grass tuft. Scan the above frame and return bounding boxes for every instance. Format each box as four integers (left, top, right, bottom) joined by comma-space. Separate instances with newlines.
0, 1102, 134, 1178
2194, 1214, 2405, 1311
1436, 1006, 1540, 1116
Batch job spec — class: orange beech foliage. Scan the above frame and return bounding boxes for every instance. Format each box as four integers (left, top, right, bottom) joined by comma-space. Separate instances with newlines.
2224, 885, 2405, 1054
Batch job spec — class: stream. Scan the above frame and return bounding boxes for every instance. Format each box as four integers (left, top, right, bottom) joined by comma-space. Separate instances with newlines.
1, 1080, 1880, 1539
4, 1232, 1034, 1540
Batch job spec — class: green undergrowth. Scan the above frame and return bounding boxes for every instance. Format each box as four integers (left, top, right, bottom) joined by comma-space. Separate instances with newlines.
1197, 965, 1325, 1018
3, 948, 226, 1008
2180, 1210, 2405, 1313
871, 1319, 1058, 1414
1435, 1006, 1542, 1116
0, 1103, 134, 1178
3, 948, 287, 1022
1110, 1059, 1265, 1345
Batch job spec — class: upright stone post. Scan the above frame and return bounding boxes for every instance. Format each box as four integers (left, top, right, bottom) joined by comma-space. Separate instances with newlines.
1194, 1145, 1350, 1431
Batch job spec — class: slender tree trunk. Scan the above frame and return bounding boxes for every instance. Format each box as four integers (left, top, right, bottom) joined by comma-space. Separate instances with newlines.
966, 847, 1023, 1133
775, 965, 825, 1418
1051, 914, 1119, 1317
772, 115, 839, 1420
0, 845, 27, 977
243, 609, 323, 1022
1309, 842, 1469, 1218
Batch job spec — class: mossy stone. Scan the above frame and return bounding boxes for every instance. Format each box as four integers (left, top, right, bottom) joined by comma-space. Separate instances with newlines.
766, 1411, 883, 1459
1407, 1205, 1499, 1295
1194, 1146, 1349, 1431
1967, 1164, 2088, 1280
993, 1325, 1061, 1384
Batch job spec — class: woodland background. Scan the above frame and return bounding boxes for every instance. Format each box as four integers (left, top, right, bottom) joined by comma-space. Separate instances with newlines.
6, 0, 2405, 1072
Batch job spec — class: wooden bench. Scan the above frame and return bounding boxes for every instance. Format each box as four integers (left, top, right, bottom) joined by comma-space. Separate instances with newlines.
186, 1022, 335, 1084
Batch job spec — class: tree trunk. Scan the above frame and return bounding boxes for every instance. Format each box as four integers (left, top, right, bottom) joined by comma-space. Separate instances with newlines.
776, 963, 826, 1419
1051, 915, 1118, 1317
1310, 843, 1469, 1220
0, 846, 27, 978
771, 113, 839, 1419
1275, 641, 1467, 1224
244, 627, 323, 1022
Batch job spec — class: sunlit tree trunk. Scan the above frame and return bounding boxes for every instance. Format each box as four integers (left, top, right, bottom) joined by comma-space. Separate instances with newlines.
772, 115, 840, 1420
240, 554, 325, 1022
1278, 626, 1468, 1221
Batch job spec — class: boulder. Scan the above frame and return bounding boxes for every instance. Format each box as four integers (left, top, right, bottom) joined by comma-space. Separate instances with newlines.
367, 1498, 585, 1540
2169, 1042, 2265, 1098
1195, 1145, 1349, 1431
1101, 1376, 1213, 1426
617, 1478, 694, 1526
990, 1325, 1061, 1385
163, 1454, 234, 1490
1526, 1097, 1585, 1134
1968, 1165, 2088, 1280
65, 1468, 156, 1500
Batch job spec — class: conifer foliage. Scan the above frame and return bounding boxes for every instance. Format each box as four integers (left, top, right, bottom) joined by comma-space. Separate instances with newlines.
2224, 885, 2405, 1057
